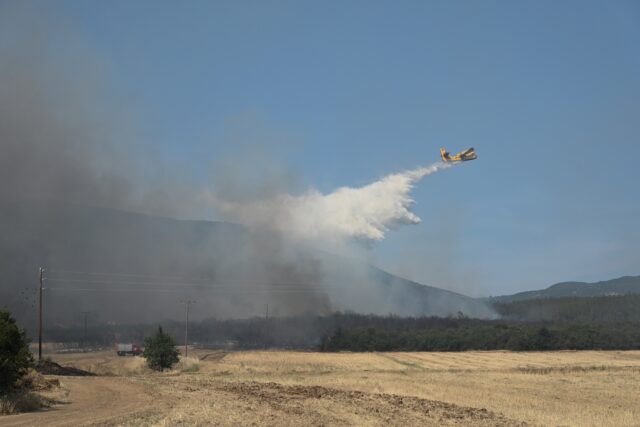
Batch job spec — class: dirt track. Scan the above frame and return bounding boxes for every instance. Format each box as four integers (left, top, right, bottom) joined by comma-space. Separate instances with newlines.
0, 377, 154, 427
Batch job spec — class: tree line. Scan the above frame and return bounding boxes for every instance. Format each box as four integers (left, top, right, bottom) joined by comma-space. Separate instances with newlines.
39, 309, 640, 352
321, 322, 640, 352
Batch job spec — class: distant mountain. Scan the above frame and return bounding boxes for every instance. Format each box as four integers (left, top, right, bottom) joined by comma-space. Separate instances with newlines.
491, 276, 640, 302
0, 199, 494, 328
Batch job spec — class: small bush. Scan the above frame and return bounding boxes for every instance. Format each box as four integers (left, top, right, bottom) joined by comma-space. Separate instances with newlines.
176, 357, 201, 373
0, 389, 52, 415
16, 369, 57, 391
143, 326, 180, 372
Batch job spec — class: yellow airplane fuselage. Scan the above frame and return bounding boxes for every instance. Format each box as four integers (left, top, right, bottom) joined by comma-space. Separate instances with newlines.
440, 147, 477, 162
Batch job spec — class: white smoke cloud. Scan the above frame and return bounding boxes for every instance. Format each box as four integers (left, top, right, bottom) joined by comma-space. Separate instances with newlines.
203, 162, 453, 242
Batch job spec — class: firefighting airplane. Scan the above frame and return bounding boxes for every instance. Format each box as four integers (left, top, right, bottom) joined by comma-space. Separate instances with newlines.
440, 147, 477, 162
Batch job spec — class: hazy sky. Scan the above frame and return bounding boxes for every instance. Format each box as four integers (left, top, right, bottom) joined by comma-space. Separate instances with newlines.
14, 0, 640, 295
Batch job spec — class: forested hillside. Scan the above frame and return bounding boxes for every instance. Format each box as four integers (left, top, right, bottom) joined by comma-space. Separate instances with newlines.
492, 294, 640, 323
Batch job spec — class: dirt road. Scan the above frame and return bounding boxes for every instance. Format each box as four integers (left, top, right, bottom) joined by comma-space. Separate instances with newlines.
0, 377, 154, 427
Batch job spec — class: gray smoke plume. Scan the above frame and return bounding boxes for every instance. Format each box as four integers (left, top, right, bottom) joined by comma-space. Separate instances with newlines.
0, 4, 494, 330
0, 3, 204, 325
0, 3, 201, 218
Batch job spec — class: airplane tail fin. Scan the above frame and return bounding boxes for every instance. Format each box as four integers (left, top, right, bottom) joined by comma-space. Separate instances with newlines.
440, 148, 450, 162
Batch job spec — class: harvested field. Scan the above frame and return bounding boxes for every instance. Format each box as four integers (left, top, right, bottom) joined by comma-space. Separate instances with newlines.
2, 350, 639, 426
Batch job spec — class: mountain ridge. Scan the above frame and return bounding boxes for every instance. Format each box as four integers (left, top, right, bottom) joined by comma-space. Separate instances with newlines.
490, 276, 640, 302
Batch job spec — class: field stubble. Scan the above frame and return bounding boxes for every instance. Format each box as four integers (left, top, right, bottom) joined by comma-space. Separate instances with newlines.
17, 349, 640, 426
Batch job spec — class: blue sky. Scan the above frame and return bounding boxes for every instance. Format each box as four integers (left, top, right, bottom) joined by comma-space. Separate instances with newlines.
42, 1, 640, 294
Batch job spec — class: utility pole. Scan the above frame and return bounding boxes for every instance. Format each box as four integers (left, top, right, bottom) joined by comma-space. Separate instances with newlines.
81, 311, 90, 350
180, 300, 195, 358
38, 267, 45, 362
264, 303, 270, 349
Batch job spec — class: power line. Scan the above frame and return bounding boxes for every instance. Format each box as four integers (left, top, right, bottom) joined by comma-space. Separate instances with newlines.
47, 269, 328, 288
46, 277, 327, 291
47, 269, 215, 282
46, 278, 216, 286
42, 268, 330, 300
46, 287, 324, 293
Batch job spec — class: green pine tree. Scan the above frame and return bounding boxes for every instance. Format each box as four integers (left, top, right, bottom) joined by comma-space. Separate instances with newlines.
0, 310, 34, 393
142, 326, 180, 372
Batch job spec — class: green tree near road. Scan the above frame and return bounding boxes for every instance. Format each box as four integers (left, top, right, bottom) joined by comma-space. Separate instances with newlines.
142, 326, 179, 372
0, 310, 34, 393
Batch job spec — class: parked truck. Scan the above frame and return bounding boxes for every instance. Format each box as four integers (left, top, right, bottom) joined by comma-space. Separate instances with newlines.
116, 343, 142, 356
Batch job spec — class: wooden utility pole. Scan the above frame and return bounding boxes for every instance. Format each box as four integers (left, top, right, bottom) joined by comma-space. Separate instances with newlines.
264, 303, 270, 349
180, 300, 195, 358
81, 311, 90, 349
38, 267, 44, 362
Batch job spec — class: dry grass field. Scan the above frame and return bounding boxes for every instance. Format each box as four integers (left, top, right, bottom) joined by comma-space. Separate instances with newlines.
3, 349, 640, 426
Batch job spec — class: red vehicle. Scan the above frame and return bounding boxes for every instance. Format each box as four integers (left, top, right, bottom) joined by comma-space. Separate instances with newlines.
116, 343, 142, 356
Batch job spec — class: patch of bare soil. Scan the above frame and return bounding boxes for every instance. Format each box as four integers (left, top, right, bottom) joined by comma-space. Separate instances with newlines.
131, 375, 528, 426
36, 360, 96, 376
219, 382, 526, 426
199, 351, 229, 362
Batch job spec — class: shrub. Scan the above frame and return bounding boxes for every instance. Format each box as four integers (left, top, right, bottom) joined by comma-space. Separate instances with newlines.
0, 310, 34, 393
0, 390, 52, 415
142, 326, 179, 372
177, 357, 201, 373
